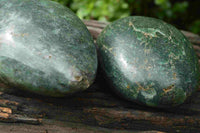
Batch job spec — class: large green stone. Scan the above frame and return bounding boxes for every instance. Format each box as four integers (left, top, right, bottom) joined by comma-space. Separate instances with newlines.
97, 16, 200, 107
0, 0, 97, 96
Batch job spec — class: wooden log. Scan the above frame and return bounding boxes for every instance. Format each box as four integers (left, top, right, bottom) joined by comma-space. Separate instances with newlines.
1, 82, 200, 132
0, 20, 200, 133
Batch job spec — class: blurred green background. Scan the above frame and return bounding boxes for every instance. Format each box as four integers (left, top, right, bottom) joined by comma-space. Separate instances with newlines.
52, 0, 200, 35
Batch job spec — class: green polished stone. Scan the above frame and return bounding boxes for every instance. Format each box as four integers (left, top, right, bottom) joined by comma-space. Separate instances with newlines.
97, 16, 200, 107
0, 0, 97, 96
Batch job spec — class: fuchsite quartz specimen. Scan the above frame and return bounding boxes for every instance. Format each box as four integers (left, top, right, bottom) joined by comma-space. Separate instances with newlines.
0, 0, 97, 96
97, 16, 200, 107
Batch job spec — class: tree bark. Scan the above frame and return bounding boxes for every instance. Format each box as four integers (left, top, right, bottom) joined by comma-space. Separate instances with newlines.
0, 20, 200, 133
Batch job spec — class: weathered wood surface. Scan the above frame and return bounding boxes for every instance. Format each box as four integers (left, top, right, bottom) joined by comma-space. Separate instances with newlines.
1, 20, 200, 133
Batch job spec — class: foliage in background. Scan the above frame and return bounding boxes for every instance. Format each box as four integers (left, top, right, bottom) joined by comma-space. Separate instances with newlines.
71, 0, 130, 22
190, 20, 200, 34
154, 0, 188, 19
52, 0, 200, 35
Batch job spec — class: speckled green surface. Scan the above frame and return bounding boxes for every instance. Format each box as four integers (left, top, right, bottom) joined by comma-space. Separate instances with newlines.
0, 0, 97, 96
97, 16, 200, 107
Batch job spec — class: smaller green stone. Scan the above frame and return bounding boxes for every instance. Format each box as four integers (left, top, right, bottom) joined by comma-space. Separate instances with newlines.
97, 16, 200, 107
